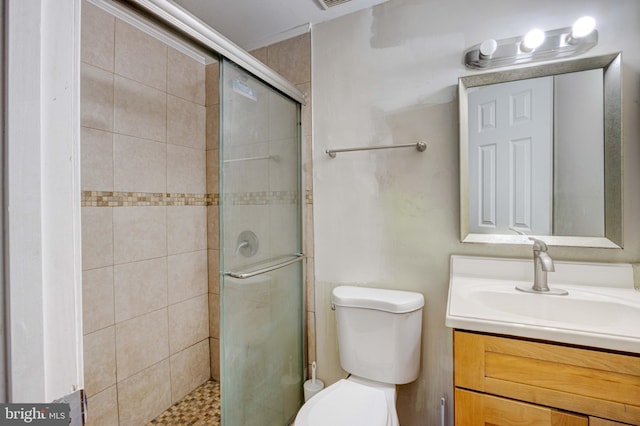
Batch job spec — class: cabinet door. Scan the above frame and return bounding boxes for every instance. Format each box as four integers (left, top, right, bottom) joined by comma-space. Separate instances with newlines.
453, 331, 640, 424
455, 389, 588, 426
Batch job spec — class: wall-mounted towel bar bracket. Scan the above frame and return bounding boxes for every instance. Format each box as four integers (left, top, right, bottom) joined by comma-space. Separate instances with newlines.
326, 141, 427, 158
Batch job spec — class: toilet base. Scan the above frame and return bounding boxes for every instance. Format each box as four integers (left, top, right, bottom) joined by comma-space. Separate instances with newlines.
294, 376, 398, 426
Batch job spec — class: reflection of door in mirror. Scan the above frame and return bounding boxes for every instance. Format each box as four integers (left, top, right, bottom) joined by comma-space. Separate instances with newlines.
468, 77, 553, 235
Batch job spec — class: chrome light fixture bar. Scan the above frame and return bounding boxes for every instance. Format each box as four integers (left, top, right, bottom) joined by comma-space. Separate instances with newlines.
465, 17, 598, 70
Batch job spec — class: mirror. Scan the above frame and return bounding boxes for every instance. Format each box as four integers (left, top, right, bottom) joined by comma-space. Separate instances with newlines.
459, 53, 622, 248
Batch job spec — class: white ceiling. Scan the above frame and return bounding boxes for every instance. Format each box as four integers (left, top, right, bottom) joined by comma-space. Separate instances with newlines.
171, 0, 389, 50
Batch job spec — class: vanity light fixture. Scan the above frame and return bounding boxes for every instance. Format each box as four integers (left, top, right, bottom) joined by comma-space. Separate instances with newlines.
464, 16, 598, 69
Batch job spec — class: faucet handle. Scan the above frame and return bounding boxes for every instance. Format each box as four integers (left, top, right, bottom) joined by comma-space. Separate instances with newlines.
528, 236, 549, 251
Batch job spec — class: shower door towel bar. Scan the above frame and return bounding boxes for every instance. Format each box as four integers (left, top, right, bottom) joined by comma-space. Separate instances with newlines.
223, 155, 278, 163
325, 141, 427, 158
224, 253, 305, 279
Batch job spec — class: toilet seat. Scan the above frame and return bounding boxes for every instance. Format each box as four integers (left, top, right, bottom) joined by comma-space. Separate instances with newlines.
294, 379, 392, 426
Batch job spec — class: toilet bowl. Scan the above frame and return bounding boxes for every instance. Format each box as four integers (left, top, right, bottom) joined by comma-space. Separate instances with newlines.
294, 376, 398, 426
294, 286, 424, 426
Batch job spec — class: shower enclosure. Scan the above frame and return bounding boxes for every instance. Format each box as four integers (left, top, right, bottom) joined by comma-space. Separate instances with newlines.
219, 59, 304, 425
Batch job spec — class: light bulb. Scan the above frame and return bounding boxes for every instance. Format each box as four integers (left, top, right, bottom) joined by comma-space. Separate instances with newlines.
479, 39, 498, 57
522, 29, 546, 51
571, 16, 596, 38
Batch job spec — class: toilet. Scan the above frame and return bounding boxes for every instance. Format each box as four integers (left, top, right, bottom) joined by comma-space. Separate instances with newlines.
295, 286, 424, 426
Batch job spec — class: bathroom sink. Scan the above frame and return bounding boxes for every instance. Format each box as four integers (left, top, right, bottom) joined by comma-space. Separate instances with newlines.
446, 256, 640, 353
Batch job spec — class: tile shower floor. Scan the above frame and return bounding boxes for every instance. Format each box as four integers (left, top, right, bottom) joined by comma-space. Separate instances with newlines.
147, 380, 220, 425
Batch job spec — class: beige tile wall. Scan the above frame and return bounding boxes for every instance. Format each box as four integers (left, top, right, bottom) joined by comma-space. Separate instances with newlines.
250, 32, 315, 374
80, 2, 211, 424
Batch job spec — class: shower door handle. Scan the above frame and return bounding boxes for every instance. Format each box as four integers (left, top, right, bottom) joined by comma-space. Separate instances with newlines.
224, 253, 305, 279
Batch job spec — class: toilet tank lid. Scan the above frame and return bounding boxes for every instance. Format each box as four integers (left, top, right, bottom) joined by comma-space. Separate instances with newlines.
331, 286, 424, 313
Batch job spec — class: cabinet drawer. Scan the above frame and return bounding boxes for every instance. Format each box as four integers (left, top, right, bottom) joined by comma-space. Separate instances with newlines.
590, 418, 635, 426
454, 331, 640, 424
455, 388, 588, 426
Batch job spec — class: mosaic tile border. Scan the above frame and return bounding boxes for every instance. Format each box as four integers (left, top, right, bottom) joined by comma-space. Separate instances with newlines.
221, 190, 298, 205
81, 191, 216, 207
82, 190, 308, 207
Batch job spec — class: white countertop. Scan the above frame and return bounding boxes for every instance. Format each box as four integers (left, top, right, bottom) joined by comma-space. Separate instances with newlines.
446, 255, 640, 354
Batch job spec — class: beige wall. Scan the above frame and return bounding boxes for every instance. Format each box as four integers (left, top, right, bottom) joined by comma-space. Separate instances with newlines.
312, 0, 640, 425
80, 2, 211, 424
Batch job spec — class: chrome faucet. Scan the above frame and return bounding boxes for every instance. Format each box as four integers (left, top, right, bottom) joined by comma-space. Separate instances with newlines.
516, 237, 568, 295
530, 237, 554, 291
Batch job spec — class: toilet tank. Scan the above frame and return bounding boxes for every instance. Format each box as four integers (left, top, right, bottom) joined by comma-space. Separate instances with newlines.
331, 286, 424, 385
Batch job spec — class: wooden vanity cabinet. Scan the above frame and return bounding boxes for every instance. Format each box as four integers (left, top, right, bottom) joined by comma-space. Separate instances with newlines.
453, 330, 640, 425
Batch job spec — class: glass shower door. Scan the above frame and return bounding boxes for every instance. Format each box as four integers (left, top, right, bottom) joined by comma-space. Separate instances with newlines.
219, 59, 303, 426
